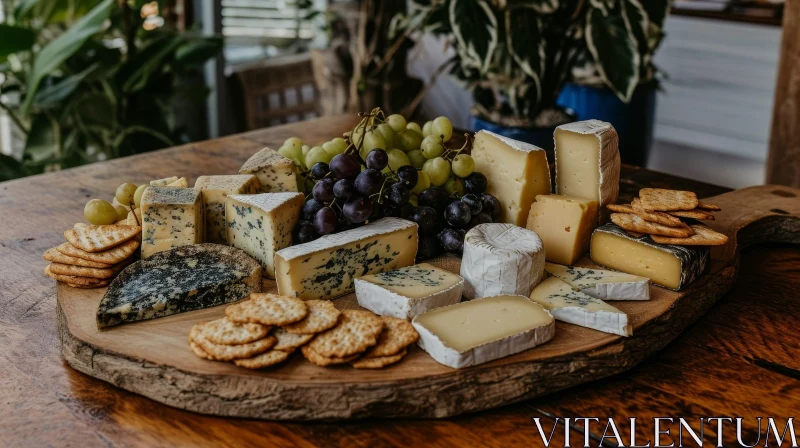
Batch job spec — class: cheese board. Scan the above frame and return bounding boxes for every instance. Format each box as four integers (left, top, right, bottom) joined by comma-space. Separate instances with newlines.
57, 185, 800, 420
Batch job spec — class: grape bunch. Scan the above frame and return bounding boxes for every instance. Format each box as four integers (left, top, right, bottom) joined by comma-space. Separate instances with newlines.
83, 182, 147, 225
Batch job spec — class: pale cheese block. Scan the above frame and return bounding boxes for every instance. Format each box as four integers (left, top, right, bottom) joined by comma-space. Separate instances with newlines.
526, 194, 598, 265
590, 223, 709, 291
194, 174, 260, 244
226, 192, 304, 278
275, 218, 419, 300
412, 294, 555, 369
140, 187, 204, 259
544, 262, 650, 301
150, 176, 179, 186
460, 223, 545, 300
472, 130, 551, 226
354, 263, 464, 319
239, 147, 298, 193
166, 177, 188, 188
554, 120, 620, 223
529, 276, 632, 337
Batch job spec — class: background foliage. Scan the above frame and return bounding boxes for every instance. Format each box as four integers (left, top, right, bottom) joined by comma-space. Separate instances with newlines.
0, 0, 222, 181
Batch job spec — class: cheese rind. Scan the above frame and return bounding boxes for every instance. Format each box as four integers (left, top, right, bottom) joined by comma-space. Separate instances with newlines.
544, 262, 650, 301
460, 223, 545, 300
526, 194, 598, 265
355, 263, 464, 319
194, 174, 260, 244
554, 120, 620, 223
529, 276, 632, 336
472, 130, 551, 226
590, 223, 709, 291
239, 147, 298, 193
275, 218, 418, 300
226, 192, 304, 278
140, 187, 204, 259
412, 295, 555, 369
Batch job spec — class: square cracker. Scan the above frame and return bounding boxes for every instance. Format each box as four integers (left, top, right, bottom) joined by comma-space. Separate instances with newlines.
610, 202, 684, 228
666, 209, 715, 220
638, 188, 698, 211
48, 261, 127, 279
55, 240, 139, 265
610, 213, 694, 238
650, 225, 729, 246
64, 224, 141, 253
43, 247, 111, 268
44, 265, 110, 287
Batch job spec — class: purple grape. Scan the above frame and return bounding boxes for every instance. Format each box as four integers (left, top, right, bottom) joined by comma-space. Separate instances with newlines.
333, 179, 356, 200
310, 162, 330, 180
445, 201, 472, 228
343, 197, 373, 223
302, 198, 324, 220
468, 211, 492, 229
388, 183, 411, 205
355, 168, 384, 196
461, 193, 483, 215
329, 154, 361, 179
439, 228, 466, 253
312, 177, 336, 204
366, 149, 389, 171
464, 172, 488, 194
399, 202, 415, 219
314, 207, 337, 235
396, 165, 418, 188
294, 220, 317, 243
409, 206, 439, 234
481, 194, 502, 221
418, 187, 449, 211
417, 234, 443, 261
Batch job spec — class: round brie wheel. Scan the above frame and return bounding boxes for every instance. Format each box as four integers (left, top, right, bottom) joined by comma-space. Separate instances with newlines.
460, 223, 546, 300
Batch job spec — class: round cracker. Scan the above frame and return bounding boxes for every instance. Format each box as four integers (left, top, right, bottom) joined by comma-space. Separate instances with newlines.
195, 335, 277, 361
196, 317, 270, 345
301, 345, 361, 366
225, 293, 307, 326
272, 327, 314, 351
189, 341, 213, 360
233, 349, 291, 369
361, 317, 419, 358
351, 349, 408, 369
306, 309, 383, 358
283, 300, 341, 334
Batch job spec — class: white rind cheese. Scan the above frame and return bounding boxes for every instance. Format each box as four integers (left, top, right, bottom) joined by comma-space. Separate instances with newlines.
226, 192, 304, 278
529, 276, 632, 336
194, 174, 260, 244
412, 295, 555, 369
140, 187, 204, 259
460, 223, 546, 300
554, 120, 620, 222
354, 263, 464, 319
545, 262, 650, 301
275, 218, 418, 300
239, 147, 298, 193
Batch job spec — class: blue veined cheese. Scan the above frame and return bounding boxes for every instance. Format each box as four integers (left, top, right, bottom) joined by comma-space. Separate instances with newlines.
239, 147, 298, 193
150, 176, 179, 186
529, 276, 632, 337
275, 218, 419, 300
194, 174, 260, 244
354, 263, 464, 319
140, 187, 204, 259
544, 262, 650, 301
225, 192, 304, 278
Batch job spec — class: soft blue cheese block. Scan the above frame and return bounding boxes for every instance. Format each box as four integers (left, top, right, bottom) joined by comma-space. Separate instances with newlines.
194, 174, 260, 244
140, 187, 204, 259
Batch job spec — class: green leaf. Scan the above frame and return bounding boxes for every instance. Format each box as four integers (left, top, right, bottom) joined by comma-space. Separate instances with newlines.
13, 0, 41, 21
640, 0, 669, 30
33, 63, 98, 108
0, 153, 27, 182
505, 8, 543, 104
118, 35, 184, 93
0, 25, 36, 63
586, 7, 639, 102
511, 0, 560, 14
623, 0, 648, 53
24, 114, 59, 164
449, 0, 498, 75
20, 0, 114, 116
174, 37, 223, 68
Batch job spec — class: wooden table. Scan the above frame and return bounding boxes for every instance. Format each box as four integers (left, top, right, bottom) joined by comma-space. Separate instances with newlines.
1, 116, 797, 447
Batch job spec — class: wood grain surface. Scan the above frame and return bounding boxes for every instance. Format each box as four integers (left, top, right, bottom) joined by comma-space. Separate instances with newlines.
1, 116, 798, 445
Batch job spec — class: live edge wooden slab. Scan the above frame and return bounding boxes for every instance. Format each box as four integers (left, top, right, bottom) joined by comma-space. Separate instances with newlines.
56, 178, 800, 420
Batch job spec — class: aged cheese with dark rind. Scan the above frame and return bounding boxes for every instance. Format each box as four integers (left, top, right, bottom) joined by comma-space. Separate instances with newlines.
97, 244, 262, 329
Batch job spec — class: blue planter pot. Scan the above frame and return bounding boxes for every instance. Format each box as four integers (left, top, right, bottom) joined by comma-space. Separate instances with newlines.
471, 115, 559, 153
557, 82, 657, 167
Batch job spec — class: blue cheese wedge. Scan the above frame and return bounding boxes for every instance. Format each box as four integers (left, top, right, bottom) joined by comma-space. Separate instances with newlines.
140, 187, 204, 259
239, 147, 298, 193
275, 218, 419, 300
97, 244, 262, 329
529, 276, 632, 336
194, 175, 260, 244
354, 263, 464, 319
544, 262, 650, 301
226, 192, 304, 278
412, 295, 555, 369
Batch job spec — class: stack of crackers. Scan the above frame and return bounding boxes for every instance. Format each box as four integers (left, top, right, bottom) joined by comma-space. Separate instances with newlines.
43, 223, 141, 288
189, 293, 419, 370
608, 188, 728, 246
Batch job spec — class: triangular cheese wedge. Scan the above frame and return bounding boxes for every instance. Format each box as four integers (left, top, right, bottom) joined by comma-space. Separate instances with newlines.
544, 262, 650, 301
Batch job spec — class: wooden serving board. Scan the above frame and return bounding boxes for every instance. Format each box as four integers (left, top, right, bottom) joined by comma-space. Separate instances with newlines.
56, 185, 800, 420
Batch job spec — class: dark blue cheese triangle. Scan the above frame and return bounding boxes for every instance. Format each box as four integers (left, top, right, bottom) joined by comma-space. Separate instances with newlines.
97, 244, 261, 329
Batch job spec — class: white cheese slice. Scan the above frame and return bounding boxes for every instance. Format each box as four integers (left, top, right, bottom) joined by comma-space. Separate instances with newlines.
354, 263, 464, 319
460, 223, 545, 300
544, 262, 650, 301
195, 174, 261, 244
412, 294, 555, 369
529, 276, 632, 336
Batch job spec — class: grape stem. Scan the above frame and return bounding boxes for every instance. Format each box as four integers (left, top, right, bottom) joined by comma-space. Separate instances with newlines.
127, 204, 140, 226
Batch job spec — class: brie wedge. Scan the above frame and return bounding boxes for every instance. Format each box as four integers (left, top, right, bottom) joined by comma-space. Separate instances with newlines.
544, 262, 650, 301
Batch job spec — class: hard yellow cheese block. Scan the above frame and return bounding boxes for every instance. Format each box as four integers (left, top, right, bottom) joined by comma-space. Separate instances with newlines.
472, 130, 551, 226
194, 174, 260, 244
526, 194, 598, 265
140, 187, 204, 259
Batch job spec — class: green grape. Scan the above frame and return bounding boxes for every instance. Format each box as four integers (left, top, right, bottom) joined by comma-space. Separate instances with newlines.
386, 114, 407, 133
279, 144, 304, 164
406, 122, 422, 135
423, 157, 451, 187
387, 148, 411, 171
359, 131, 386, 160
351, 126, 365, 147
443, 177, 465, 196
283, 137, 303, 150
407, 149, 427, 169
133, 184, 148, 207
452, 154, 475, 178
115, 183, 138, 206
376, 123, 395, 144
396, 129, 423, 152
323, 137, 348, 157
84, 199, 118, 225
432, 116, 454, 142
412, 171, 431, 194
409, 194, 419, 207
306, 146, 333, 168
301, 144, 311, 159
114, 205, 129, 221
420, 135, 445, 159
422, 121, 433, 138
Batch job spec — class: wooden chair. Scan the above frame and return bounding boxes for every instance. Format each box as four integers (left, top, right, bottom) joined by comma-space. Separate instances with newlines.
231, 53, 320, 130
766, 0, 800, 187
